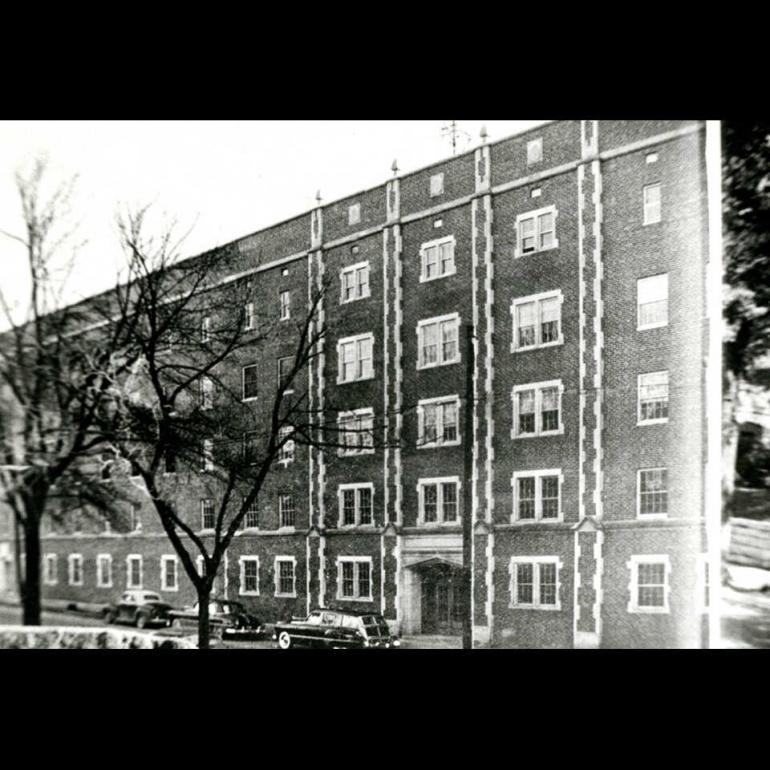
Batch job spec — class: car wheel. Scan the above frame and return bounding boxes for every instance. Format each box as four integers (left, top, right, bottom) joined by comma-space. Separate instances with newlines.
136, 613, 149, 629
277, 631, 293, 650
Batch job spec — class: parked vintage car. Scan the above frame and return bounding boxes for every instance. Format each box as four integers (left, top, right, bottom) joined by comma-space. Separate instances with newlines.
167, 598, 265, 639
103, 590, 173, 629
273, 608, 401, 649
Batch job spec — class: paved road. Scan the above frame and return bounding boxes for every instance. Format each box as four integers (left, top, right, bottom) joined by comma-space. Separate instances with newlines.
721, 587, 770, 648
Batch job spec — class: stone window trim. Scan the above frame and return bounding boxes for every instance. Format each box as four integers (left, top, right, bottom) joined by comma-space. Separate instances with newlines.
416, 312, 461, 370
96, 553, 113, 588
348, 202, 361, 226
510, 468, 564, 524
335, 556, 374, 602
339, 260, 371, 304
239, 555, 260, 596
508, 556, 563, 611
637, 467, 669, 520
44, 553, 58, 586
416, 476, 461, 526
68, 553, 83, 587
126, 554, 143, 589
419, 234, 457, 283
643, 182, 662, 225
513, 204, 559, 258
160, 555, 178, 592
511, 379, 565, 439
337, 408, 375, 457
627, 554, 671, 614
510, 290, 564, 352
416, 394, 461, 449
242, 364, 259, 402
336, 332, 375, 384
274, 555, 298, 598
337, 482, 376, 528
637, 370, 669, 426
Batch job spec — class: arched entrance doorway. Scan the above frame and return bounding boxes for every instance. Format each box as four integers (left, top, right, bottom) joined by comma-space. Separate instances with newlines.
417, 558, 466, 635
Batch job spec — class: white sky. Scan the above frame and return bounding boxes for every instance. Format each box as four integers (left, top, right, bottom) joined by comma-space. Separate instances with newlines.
0, 120, 548, 319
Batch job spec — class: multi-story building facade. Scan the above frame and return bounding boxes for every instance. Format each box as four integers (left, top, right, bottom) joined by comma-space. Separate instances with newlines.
0, 120, 713, 647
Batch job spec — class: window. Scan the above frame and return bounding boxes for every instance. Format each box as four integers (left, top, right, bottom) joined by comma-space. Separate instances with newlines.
337, 333, 374, 383
338, 483, 374, 527
417, 396, 460, 448
509, 557, 562, 610
646, 152, 659, 164
239, 556, 259, 595
278, 426, 295, 465
511, 470, 562, 522
97, 554, 112, 588
201, 498, 216, 530
638, 371, 669, 424
243, 431, 258, 465
202, 439, 214, 471
638, 468, 668, 517
127, 555, 143, 589
627, 555, 670, 613
418, 477, 460, 525
643, 183, 662, 224
637, 273, 668, 330
275, 557, 297, 597
527, 137, 543, 165
242, 365, 258, 401
348, 202, 361, 225
515, 206, 559, 256
433, 218, 443, 228
243, 497, 259, 529
201, 316, 210, 342
279, 494, 296, 528
68, 554, 83, 586
511, 380, 563, 438
338, 409, 374, 456
430, 172, 444, 197
161, 555, 178, 592
129, 503, 141, 532
279, 290, 291, 320
244, 302, 255, 330
511, 291, 563, 351
200, 376, 214, 410
44, 554, 57, 586
417, 313, 460, 369
340, 262, 370, 303
337, 557, 373, 601
531, 187, 542, 199
420, 236, 456, 282
278, 356, 294, 394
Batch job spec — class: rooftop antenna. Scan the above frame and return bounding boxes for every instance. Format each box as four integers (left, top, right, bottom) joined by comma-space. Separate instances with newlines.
441, 120, 471, 156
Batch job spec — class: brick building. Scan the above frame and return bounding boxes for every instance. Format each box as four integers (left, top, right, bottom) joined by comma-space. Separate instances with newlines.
0, 120, 714, 647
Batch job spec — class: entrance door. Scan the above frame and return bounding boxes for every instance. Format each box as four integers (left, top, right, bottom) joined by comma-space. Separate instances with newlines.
421, 564, 464, 635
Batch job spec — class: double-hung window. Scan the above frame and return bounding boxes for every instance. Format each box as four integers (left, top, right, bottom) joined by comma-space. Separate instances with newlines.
509, 557, 562, 610
337, 333, 374, 383
243, 431, 258, 466
638, 371, 669, 424
161, 555, 178, 592
127, 555, 143, 589
643, 183, 662, 225
627, 555, 670, 613
338, 483, 374, 527
279, 291, 291, 320
44, 554, 57, 586
511, 291, 563, 350
97, 554, 112, 588
239, 556, 259, 595
242, 365, 258, 401
275, 557, 297, 597
338, 409, 374, 456
637, 273, 668, 329
417, 396, 460, 448
638, 468, 668, 517
417, 314, 460, 369
68, 554, 83, 586
244, 302, 255, 330
417, 477, 460, 525
511, 470, 562, 522
243, 497, 259, 529
527, 137, 543, 165
337, 557, 373, 601
420, 236, 456, 282
515, 206, 558, 256
278, 494, 296, 528
340, 262, 370, 303
201, 498, 216, 530
278, 356, 295, 394
511, 380, 563, 438
278, 426, 295, 465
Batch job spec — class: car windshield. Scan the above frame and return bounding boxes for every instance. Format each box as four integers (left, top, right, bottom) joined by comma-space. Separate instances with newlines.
143, 593, 161, 602
361, 615, 386, 626
306, 612, 323, 625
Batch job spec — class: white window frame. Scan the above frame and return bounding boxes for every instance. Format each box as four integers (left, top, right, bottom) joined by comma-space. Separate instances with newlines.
348, 202, 361, 226
200, 376, 214, 410
337, 332, 375, 383
637, 273, 669, 330
160, 555, 178, 592
511, 380, 564, 438
416, 476, 461, 526
509, 556, 563, 610
337, 408, 375, 456
274, 556, 297, 598
44, 553, 58, 586
527, 137, 543, 165
126, 554, 143, 589
337, 483, 375, 528
637, 370, 669, 426
510, 469, 564, 523
278, 493, 296, 529
514, 205, 559, 258
201, 498, 216, 531
239, 556, 260, 596
336, 556, 374, 602
201, 315, 210, 342
510, 290, 564, 352
430, 172, 444, 197
643, 183, 662, 225
637, 467, 669, 520
130, 503, 142, 532
68, 553, 83, 587
339, 261, 371, 304
279, 290, 291, 320
278, 356, 295, 395
242, 364, 259, 402
417, 395, 461, 449
278, 426, 295, 466
244, 302, 255, 330
627, 554, 671, 614
202, 438, 214, 472
96, 554, 113, 588
416, 313, 461, 370
419, 235, 456, 283
243, 497, 260, 530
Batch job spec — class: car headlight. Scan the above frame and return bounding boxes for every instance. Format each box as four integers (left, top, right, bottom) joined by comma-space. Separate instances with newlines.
392, 639, 401, 647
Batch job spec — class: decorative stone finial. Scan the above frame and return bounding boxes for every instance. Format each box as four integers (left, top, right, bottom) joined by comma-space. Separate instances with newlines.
480, 125, 488, 143
315, 189, 322, 205
391, 159, 399, 176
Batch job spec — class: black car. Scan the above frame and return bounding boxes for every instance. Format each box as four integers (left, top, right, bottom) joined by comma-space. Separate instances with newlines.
104, 590, 173, 629
273, 608, 400, 649
168, 598, 265, 639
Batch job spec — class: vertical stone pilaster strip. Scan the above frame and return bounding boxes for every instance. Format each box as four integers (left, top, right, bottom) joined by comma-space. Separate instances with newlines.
393, 225, 403, 526
591, 159, 604, 520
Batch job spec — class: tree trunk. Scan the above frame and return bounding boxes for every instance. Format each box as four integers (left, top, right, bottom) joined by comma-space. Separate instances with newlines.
723, 371, 741, 521
197, 584, 211, 650
22, 515, 42, 626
